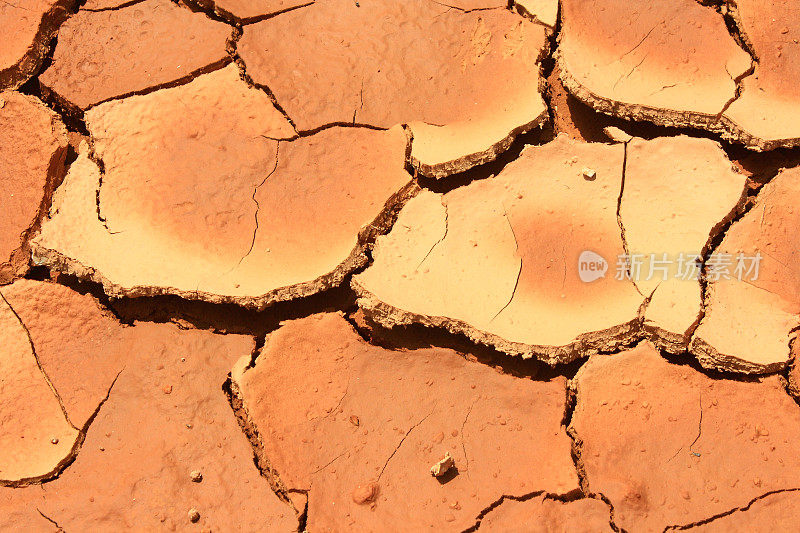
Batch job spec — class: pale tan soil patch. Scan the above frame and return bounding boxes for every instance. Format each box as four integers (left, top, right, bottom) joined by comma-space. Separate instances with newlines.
33, 65, 415, 308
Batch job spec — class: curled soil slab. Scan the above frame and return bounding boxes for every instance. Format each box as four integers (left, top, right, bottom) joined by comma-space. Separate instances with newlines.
619, 136, 747, 352
690, 166, 800, 373
237, 0, 549, 178
0, 0, 72, 90
0, 280, 297, 531
354, 135, 641, 365
557, 0, 753, 138
355, 134, 745, 365
231, 313, 578, 531
476, 495, 613, 532
33, 65, 415, 308
723, 0, 800, 150
0, 91, 68, 285
571, 342, 800, 532
39, 0, 232, 111
0, 290, 78, 486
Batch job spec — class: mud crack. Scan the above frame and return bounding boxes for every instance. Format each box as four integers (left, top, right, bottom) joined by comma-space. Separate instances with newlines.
377, 410, 433, 481
663, 487, 800, 531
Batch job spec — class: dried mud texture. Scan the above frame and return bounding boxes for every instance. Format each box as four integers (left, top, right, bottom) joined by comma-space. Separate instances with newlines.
0, 290, 78, 486
477, 495, 613, 532
722, 0, 800, 150
0, 280, 296, 531
0, 0, 72, 90
238, 0, 549, 178
691, 166, 800, 373
33, 65, 415, 309
355, 134, 747, 365
39, 0, 231, 111
571, 342, 800, 532
620, 136, 747, 353
0, 91, 68, 285
232, 313, 578, 532
558, 0, 753, 141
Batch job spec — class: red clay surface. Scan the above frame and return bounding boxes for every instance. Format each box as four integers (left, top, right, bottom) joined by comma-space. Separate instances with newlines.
1, 0, 800, 530
0, 91, 68, 285
232, 313, 578, 531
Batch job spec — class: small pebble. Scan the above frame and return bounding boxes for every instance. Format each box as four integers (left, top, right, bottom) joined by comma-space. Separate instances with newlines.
582, 167, 597, 181
188, 508, 201, 523
190, 470, 203, 483
51, 438, 59, 445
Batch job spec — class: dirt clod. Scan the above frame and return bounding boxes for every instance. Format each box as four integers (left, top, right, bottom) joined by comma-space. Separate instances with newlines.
430, 452, 455, 477
351, 481, 379, 505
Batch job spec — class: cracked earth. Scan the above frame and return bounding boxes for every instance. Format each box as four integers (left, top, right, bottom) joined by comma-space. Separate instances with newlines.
2, 0, 800, 531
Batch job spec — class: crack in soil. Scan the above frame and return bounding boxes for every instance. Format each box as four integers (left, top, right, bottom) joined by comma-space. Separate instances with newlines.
377, 410, 434, 482
223, 373, 300, 517
36, 508, 64, 531
667, 391, 704, 462
0, 291, 75, 429
81, 0, 145, 11
685, 170, 768, 353
460, 399, 476, 478
490, 208, 521, 322
234, 140, 281, 268
663, 487, 800, 531
462, 490, 620, 532
0, 135, 69, 283
3, 370, 122, 488
416, 197, 449, 270
563, 379, 625, 532
186, 0, 313, 26
87, 148, 123, 236
428, 0, 508, 13
615, 138, 636, 291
